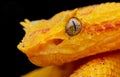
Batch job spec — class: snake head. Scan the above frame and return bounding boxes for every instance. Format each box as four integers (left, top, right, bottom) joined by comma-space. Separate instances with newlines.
17, 2, 120, 66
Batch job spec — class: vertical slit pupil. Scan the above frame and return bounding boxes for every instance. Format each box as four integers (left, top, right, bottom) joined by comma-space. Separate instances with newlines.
72, 20, 77, 31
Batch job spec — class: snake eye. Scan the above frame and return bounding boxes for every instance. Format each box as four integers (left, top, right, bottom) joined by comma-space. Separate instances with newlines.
65, 18, 82, 36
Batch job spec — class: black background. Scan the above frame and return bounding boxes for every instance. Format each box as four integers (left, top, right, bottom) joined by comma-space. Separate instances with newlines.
1, 0, 119, 77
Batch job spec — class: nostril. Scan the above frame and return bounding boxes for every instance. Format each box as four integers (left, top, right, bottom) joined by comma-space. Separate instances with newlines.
52, 39, 63, 45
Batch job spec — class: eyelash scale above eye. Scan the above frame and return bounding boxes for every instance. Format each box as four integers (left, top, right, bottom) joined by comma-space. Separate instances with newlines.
65, 18, 82, 36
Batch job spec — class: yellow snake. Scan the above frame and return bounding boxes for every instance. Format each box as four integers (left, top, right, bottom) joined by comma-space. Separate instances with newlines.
17, 2, 120, 77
